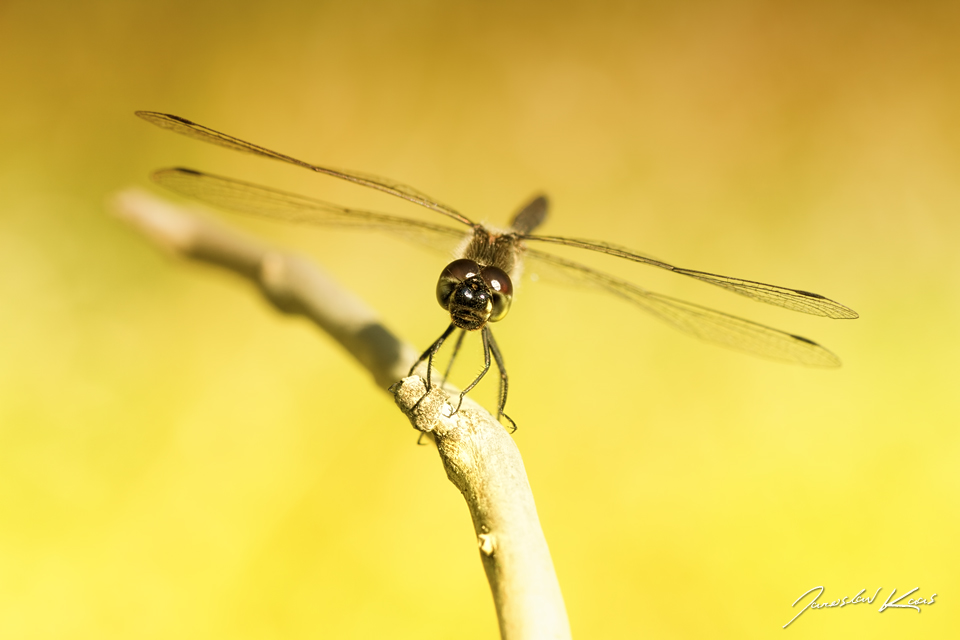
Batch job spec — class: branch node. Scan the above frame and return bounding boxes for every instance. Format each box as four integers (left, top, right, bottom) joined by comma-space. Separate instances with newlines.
392, 375, 457, 434
478, 533, 497, 557
258, 251, 307, 314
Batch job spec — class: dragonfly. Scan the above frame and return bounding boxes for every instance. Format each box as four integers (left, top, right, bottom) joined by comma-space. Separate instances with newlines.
136, 111, 858, 431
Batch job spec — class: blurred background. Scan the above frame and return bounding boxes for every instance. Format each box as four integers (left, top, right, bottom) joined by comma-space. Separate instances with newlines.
1, 0, 958, 638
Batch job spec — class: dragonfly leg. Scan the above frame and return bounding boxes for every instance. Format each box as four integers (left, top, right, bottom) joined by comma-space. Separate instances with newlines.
485, 327, 517, 433
441, 328, 467, 388
410, 323, 457, 391
454, 328, 492, 415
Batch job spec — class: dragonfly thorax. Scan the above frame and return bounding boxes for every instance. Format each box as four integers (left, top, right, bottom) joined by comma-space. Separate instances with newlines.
436, 259, 513, 331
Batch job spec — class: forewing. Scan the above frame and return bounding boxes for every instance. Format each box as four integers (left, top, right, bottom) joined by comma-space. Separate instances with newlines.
525, 248, 842, 367
523, 235, 857, 319
136, 111, 474, 227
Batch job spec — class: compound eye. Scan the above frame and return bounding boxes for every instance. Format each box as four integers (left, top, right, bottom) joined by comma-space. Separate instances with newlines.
436, 259, 481, 310
480, 266, 513, 322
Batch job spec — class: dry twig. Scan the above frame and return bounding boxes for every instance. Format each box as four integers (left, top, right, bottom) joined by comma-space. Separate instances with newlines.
111, 189, 570, 639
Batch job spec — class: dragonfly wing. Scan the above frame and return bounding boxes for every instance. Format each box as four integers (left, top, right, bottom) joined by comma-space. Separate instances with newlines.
136, 111, 474, 227
152, 167, 467, 255
523, 235, 857, 319
524, 248, 842, 367
667, 268, 858, 319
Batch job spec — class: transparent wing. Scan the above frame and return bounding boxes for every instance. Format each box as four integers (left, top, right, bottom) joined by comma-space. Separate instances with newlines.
151, 167, 467, 253
525, 248, 843, 367
136, 111, 475, 227
522, 235, 858, 319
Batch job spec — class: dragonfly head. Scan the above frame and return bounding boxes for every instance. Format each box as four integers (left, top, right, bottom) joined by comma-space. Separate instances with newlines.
436, 259, 513, 331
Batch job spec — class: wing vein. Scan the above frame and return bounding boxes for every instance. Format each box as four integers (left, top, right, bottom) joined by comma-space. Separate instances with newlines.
523, 235, 857, 319
526, 248, 842, 367
136, 111, 474, 227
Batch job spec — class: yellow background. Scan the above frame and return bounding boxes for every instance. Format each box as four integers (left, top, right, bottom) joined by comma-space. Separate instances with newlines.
2, 1, 957, 638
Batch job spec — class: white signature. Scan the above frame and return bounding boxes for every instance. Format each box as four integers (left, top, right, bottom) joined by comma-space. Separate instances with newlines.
783, 586, 937, 628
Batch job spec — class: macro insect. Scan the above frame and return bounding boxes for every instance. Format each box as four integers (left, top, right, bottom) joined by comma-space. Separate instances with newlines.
137, 111, 858, 430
